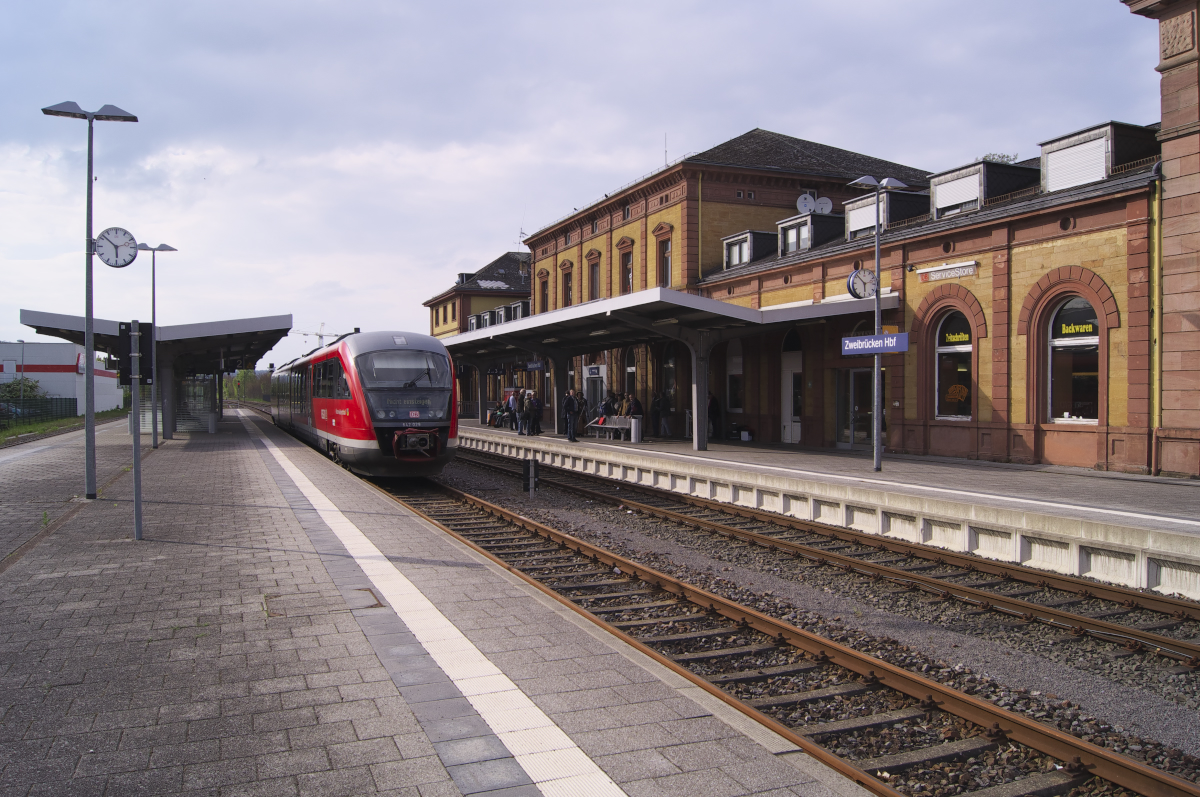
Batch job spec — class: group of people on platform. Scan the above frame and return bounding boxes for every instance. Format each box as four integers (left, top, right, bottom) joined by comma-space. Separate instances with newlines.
493, 386, 723, 442
493, 388, 544, 436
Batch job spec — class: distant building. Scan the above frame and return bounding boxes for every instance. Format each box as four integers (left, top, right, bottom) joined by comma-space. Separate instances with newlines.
423, 252, 531, 339
0, 341, 121, 412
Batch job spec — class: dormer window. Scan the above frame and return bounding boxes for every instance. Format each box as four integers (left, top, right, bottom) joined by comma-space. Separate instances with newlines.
933, 172, 981, 218
726, 239, 748, 267
781, 223, 810, 254
565, 231, 572, 245
736, 190, 743, 199
591, 220, 598, 234
623, 205, 632, 221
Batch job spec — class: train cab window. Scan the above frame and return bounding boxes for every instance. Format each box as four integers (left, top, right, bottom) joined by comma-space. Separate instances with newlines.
356, 350, 452, 388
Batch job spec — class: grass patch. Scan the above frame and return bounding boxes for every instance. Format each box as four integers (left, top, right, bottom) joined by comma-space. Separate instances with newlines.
0, 407, 129, 445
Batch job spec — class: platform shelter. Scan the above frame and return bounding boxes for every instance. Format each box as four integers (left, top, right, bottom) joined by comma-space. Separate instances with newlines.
20, 309, 291, 438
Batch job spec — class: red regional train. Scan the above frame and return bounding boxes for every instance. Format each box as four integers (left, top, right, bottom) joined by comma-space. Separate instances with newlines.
271, 330, 457, 477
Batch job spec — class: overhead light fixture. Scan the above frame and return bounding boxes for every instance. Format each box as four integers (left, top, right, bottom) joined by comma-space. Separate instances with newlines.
652, 317, 679, 326
589, 329, 608, 336
542, 337, 559, 343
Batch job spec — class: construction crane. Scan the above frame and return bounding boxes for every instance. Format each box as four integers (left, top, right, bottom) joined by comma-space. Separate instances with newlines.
290, 322, 341, 348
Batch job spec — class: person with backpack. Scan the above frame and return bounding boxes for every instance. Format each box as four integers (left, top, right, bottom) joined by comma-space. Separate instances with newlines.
528, 391, 542, 435
517, 390, 530, 436
562, 389, 579, 442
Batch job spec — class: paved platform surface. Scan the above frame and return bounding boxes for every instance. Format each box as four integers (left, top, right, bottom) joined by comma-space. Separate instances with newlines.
0, 412, 864, 797
462, 421, 1200, 539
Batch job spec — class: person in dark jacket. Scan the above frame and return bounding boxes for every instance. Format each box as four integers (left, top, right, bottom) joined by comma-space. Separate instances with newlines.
528, 392, 542, 435
562, 389, 579, 442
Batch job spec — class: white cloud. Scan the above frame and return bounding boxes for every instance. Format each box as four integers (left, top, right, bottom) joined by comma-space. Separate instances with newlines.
0, 0, 1161, 367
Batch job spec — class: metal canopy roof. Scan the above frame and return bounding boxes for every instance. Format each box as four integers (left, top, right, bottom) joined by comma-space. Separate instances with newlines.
20, 309, 293, 373
443, 288, 896, 361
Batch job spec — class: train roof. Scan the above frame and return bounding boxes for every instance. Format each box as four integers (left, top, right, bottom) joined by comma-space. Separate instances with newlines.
275, 330, 448, 371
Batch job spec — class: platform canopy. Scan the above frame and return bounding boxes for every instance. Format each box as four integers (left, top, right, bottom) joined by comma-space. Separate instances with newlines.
20, 309, 292, 373
443, 286, 897, 360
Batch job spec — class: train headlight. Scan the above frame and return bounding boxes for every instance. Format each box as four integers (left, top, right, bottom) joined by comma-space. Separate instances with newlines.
388, 411, 396, 418
376, 411, 386, 419
431, 410, 444, 419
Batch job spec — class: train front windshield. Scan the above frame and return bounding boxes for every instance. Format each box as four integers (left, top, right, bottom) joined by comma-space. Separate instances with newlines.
356, 350, 452, 389
356, 350, 453, 422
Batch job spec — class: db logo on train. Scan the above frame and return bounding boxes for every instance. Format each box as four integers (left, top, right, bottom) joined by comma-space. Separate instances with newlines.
409, 411, 420, 418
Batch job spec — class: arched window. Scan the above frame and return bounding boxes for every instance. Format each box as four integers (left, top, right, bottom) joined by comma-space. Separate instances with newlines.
782, 329, 803, 352
727, 339, 744, 413
1049, 297, 1099, 422
935, 312, 972, 419
624, 347, 637, 393
562, 270, 573, 307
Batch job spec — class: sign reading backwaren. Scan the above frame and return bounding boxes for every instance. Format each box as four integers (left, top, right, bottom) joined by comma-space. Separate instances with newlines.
841, 333, 909, 355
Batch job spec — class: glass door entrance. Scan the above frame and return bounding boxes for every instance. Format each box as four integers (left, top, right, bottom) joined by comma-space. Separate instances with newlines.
836, 368, 884, 449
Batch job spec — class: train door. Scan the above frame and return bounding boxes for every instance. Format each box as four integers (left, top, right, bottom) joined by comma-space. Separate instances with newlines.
780, 351, 803, 443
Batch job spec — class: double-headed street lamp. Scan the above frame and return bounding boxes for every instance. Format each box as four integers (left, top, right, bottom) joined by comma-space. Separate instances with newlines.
137, 243, 176, 449
848, 175, 908, 472
42, 101, 138, 499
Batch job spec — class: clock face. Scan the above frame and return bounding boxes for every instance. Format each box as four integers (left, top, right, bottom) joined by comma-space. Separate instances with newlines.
95, 227, 138, 268
847, 268, 878, 299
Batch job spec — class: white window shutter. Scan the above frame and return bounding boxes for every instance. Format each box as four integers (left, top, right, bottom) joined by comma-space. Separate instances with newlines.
1046, 138, 1107, 192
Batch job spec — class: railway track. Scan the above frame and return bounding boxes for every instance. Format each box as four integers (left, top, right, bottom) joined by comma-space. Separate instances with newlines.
373, 478, 1200, 797
454, 450, 1200, 671
233, 403, 1200, 796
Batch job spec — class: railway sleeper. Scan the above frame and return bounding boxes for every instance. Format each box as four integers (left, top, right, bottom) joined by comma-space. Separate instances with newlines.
668, 643, 778, 663
637, 625, 744, 644
746, 682, 872, 710
566, 589, 655, 601
587, 600, 681, 615
798, 706, 926, 737
857, 735, 998, 776
705, 662, 824, 685
609, 613, 707, 629
938, 771, 1087, 797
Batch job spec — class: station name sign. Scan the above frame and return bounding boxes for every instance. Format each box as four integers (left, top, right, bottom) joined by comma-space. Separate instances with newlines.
841, 332, 909, 355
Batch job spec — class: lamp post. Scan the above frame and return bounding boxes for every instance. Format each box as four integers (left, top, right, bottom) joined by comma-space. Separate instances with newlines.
848, 175, 908, 472
17, 340, 25, 402
42, 101, 138, 499
137, 243, 176, 448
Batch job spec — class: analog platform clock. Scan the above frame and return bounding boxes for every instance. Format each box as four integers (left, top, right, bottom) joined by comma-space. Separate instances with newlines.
847, 267, 878, 299
95, 227, 138, 268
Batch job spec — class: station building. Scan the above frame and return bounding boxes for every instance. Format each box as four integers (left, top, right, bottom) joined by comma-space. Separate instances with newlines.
429, 0, 1200, 478
0, 340, 122, 412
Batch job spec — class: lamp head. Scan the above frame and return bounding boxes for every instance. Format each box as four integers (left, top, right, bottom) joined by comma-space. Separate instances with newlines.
42, 102, 137, 122
41, 101, 88, 119
155, 244, 177, 252
849, 175, 879, 188
879, 177, 909, 190
137, 243, 152, 251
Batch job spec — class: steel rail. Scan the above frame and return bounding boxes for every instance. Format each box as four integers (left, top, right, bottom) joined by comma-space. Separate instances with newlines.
458, 450, 1200, 631
383, 480, 1200, 797
456, 452, 1200, 666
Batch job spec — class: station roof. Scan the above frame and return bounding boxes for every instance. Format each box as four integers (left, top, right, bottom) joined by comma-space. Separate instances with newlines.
442, 288, 896, 361
20, 309, 292, 373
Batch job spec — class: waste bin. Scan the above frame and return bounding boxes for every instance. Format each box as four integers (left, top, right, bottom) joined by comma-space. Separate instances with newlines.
208, 412, 217, 434
630, 416, 642, 444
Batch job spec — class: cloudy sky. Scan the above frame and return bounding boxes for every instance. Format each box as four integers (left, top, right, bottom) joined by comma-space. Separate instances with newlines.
0, 1, 1159, 366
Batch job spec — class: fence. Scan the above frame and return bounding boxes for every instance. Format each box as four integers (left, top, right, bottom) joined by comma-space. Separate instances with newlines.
0, 397, 79, 430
